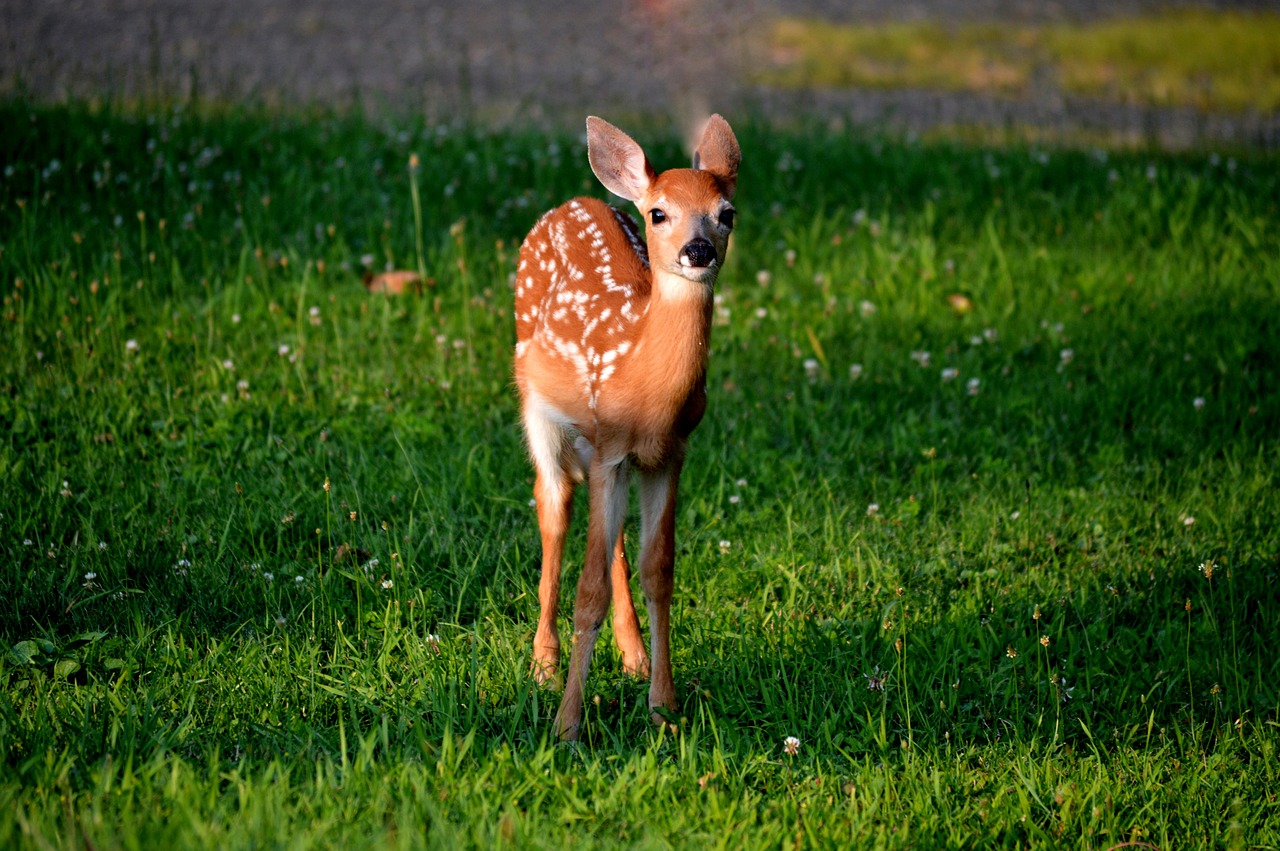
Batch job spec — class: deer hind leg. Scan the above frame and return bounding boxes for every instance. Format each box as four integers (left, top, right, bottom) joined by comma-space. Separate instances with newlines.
609, 532, 650, 678
554, 455, 629, 741
523, 396, 580, 685
637, 458, 683, 729
576, 435, 647, 678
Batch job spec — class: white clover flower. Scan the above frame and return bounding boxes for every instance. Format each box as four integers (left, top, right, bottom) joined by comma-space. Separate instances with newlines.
295, 575, 305, 584
275, 614, 287, 627
941, 367, 959, 382
1059, 348, 1074, 365
278, 344, 290, 357
859, 300, 877, 317
231, 313, 241, 324
263, 572, 274, 581
910, 350, 931, 367
381, 579, 393, 590
729, 495, 741, 505
222, 359, 235, 371
718, 540, 731, 554
783, 735, 800, 756
1193, 397, 1206, 411
803, 358, 820, 382
756, 270, 772, 286
125, 339, 139, 354
866, 503, 880, 516
966, 378, 981, 396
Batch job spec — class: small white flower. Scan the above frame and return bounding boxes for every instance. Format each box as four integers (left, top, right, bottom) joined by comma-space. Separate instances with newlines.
263, 572, 274, 581
866, 503, 880, 516
966, 378, 981, 396
859, 300, 877, 317
278, 344, 290, 357
275, 614, 287, 627
849, 363, 863, 380
803, 358, 820, 381
295, 575, 305, 584
125, 339, 139, 354
941, 367, 959, 382
381, 578, 393, 590
910, 350, 931, 368
1010, 510, 1021, 521
729, 495, 741, 505
755, 307, 768, 319
783, 735, 800, 756
969, 335, 984, 347
222, 359, 235, 371
83, 572, 97, 581
1059, 348, 1074, 365
98, 541, 108, 551
756, 270, 771, 286
718, 540, 731, 554
1184, 516, 1196, 527
1193, 397, 1206, 411
983, 327, 998, 343
23, 538, 33, 546
231, 313, 241, 324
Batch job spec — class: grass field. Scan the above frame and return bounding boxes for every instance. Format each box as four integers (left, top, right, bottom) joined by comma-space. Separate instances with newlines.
762, 10, 1280, 114
2, 100, 1279, 848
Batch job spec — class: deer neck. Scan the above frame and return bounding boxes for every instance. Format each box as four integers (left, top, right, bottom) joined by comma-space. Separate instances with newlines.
632, 268, 715, 402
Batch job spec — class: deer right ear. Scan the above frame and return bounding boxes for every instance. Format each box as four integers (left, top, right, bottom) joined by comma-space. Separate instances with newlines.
692, 114, 740, 201
587, 117, 656, 203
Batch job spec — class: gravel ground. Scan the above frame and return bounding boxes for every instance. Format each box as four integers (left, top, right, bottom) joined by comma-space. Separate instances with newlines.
2, 0, 1276, 147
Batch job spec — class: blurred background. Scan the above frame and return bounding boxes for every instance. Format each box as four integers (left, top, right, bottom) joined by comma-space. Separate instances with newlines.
2, 0, 1278, 147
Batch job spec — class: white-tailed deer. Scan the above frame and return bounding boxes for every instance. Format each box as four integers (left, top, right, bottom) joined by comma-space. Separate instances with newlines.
514, 115, 740, 740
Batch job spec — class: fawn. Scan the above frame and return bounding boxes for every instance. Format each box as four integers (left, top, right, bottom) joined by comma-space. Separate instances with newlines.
514, 115, 741, 740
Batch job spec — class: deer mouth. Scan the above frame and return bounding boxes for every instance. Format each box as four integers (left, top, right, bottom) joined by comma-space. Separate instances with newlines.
676, 253, 720, 284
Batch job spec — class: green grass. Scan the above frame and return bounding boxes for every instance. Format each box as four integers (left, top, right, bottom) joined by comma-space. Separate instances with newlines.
2, 99, 1279, 848
761, 10, 1280, 114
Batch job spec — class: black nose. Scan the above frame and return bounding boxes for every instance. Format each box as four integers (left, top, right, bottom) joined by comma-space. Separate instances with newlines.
681, 239, 716, 268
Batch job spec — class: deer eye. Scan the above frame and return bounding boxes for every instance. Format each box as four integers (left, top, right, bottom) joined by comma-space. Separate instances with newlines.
649, 209, 667, 225
719, 208, 736, 229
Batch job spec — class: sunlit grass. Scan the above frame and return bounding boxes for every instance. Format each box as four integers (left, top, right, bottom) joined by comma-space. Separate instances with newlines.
761, 10, 1280, 113
1, 100, 1279, 848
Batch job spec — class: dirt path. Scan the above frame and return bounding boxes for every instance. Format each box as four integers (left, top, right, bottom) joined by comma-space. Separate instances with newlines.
2, 0, 1276, 147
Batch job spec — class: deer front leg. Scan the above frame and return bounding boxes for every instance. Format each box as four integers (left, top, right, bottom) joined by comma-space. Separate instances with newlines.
532, 469, 574, 685
637, 458, 683, 729
609, 533, 650, 678
555, 456, 629, 741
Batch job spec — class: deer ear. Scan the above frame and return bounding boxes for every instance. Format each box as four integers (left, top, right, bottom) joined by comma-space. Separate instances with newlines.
587, 116, 656, 203
692, 114, 740, 200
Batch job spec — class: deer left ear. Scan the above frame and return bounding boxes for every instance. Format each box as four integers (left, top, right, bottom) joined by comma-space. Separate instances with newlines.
692, 114, 740, 201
